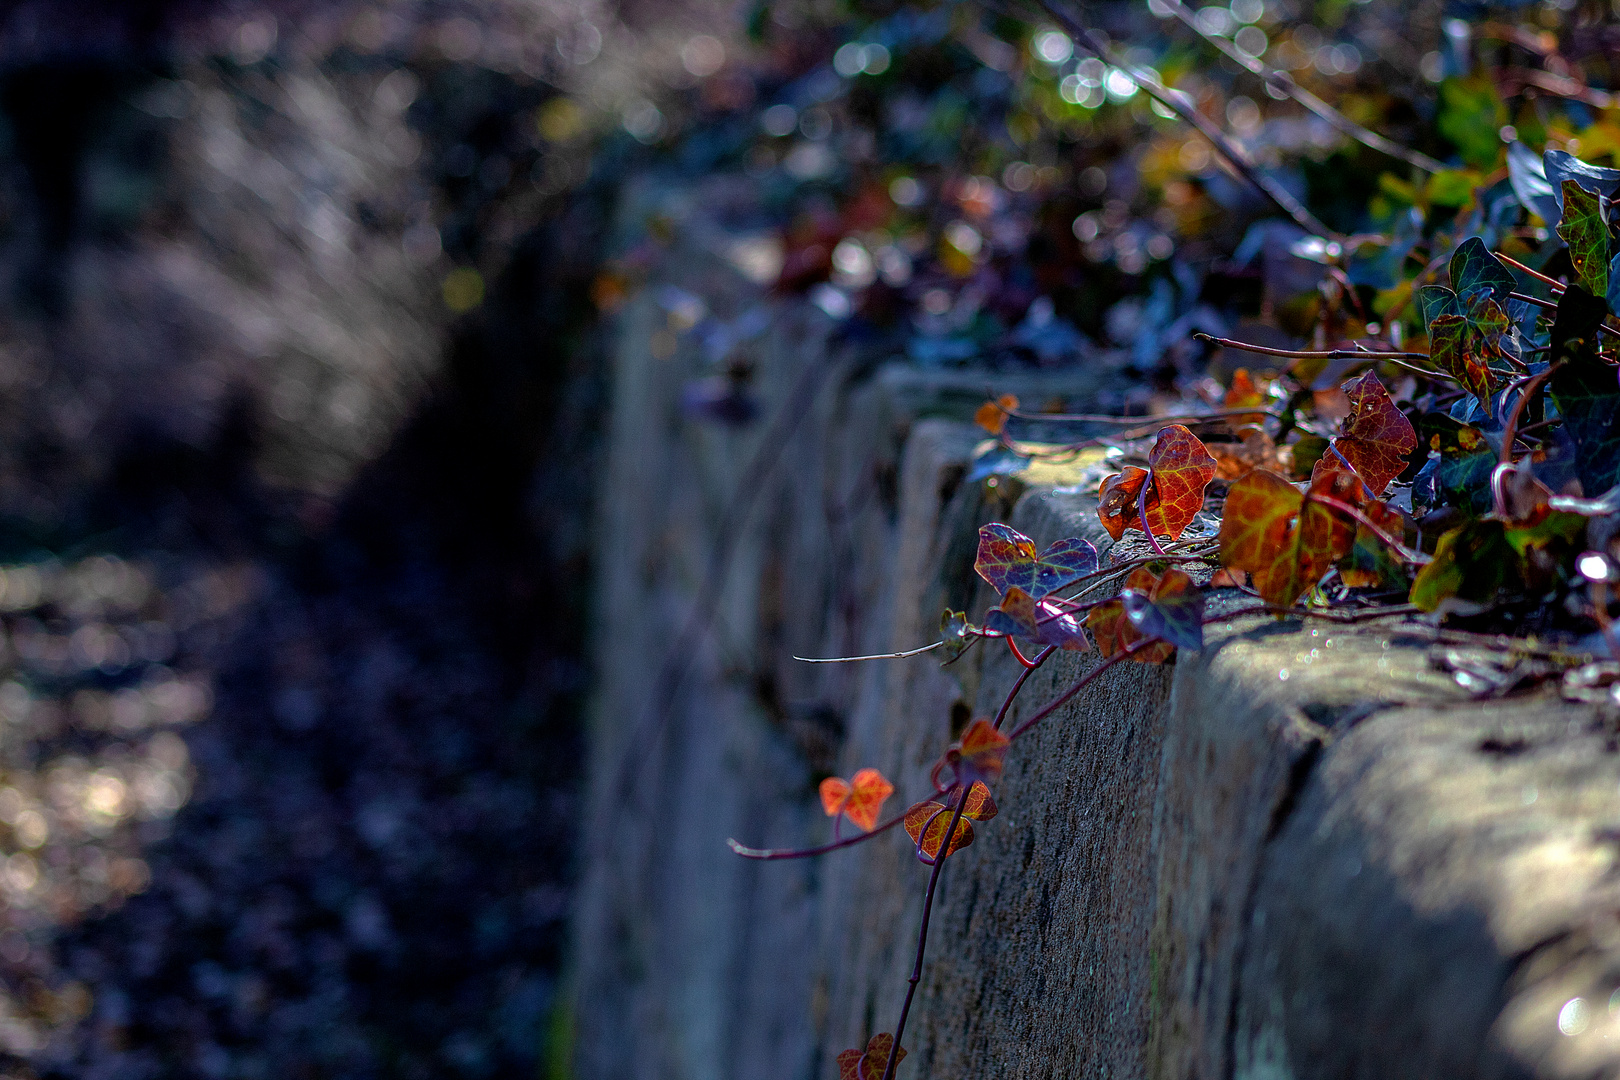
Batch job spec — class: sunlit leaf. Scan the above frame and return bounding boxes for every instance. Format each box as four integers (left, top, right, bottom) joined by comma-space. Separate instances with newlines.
1218, 468, 1357, 608
1448, 237, 1516, 306
1083, 566, 1178, 664
1545, 149, 1620, 218
1557, 181, 1610, 300
983, 586, 1088, 650
818, 767, 894, 832
974, 524, 1098, 600
1311, 373, 1417, 496
903, 800, 973, 862
838, 1034, 907, 1080
1121, 567, 1204, 650
1547, 285, 1620, 497
1096, 425, 1217, 541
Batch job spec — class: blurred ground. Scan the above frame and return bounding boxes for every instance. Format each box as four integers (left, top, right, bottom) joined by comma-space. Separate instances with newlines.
0, 1, 746, 1076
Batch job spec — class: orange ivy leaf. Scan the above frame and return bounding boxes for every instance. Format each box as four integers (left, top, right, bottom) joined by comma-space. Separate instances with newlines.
1218, 468, 1358, 607
974, 394, 1020, 435
1096, 425, 1217, 541
837, 1033, 907, 1080
951, 717, 1010, 786
1310, 373, 1415, 496
1083, 566, 1178, 664
818, 767, 895, 832
903, 800, 974, 862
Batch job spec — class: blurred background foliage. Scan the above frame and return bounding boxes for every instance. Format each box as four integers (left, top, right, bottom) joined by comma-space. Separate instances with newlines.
0, 0, 1600, 1077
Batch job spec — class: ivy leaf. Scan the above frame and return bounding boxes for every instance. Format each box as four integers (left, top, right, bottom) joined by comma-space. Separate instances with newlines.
1082, 566, 1178, 664
1545, 149, 1620, 218
838, 1034, 907, 1080
903, 800, 974, 863
973, 524, 1098, 600
940, 609, 976, 661
1418, 284, 1464, 326
1096, 425, 1218, 541
1547, 285, 1620, 497
1448, 237, 1516, 307
1311, 373, 1417, 496
1427, 313, 1496, 408
1558, 181, 1610, 300
1218, 468, 1358, 608
1508, 141, 1558, 224
818, 768, 894, 832
949, 717, 1010, 787
983, 586, 1089, 650
1409, 519, 1521, 612
1121, 567, 1205, 650
1340, 500, 1411, 590
974, 394, 1020, 436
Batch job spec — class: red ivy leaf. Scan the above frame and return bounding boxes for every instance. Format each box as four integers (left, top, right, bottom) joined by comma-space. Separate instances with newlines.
1096, 425, 1217, 541
1224, 368, 1268, 426
1311, 373, 1415, 496
982, 586, 1089, 650
1218, 468, 1358, 607
1122, 567, 1205, 650
818, 767, 894, 832
953, 717, 1010, 786
1083, 566, 1179, 663
837, 1034, 907, 1080
973, 524, 1098, 600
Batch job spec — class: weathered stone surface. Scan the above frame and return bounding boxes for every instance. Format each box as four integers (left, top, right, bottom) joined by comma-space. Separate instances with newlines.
574, 191, 1620, 1080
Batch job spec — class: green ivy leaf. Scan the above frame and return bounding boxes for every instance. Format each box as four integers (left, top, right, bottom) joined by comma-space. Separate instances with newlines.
1448, 237, 1516, 307
1418, 284, 1464, 327
1557, 180, 1610, 300
1409, 520, 1519, 612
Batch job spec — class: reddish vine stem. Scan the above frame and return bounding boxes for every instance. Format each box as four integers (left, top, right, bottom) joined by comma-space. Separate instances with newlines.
1309, 494, 1432, 564
1007, 636, 1039, 668
1497, 253, 1564, 293
880, 789, 969, 1080
993, 644, 1055, 731
1003, 404, 1285, 427
1135, 478, 1169, 556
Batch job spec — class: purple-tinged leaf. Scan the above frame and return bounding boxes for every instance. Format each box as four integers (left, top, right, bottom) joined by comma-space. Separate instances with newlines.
973, 524, 1098, 600
1121, 568, 1205, 650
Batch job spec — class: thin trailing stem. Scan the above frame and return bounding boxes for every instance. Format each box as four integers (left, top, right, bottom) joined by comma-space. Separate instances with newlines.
1194, 333, 1432, 364
1007, 635, 1039, 668
727, 809, 909, 860
1004, 404, 1285, 427
794, 642, 943, 663
1155, 0, 1445, 173
880, 790, 969, 1080
1027, 0, 1336, 239
1497, 252, 1565, 293
993, 645, 1054, 730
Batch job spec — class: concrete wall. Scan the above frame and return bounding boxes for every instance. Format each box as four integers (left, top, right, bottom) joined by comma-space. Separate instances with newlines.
573, 180, 1620, 1080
